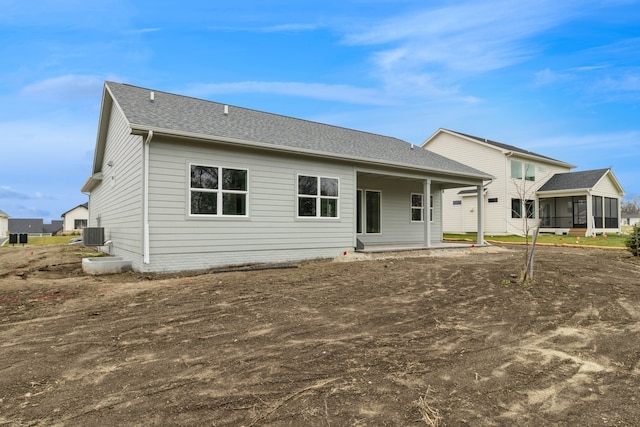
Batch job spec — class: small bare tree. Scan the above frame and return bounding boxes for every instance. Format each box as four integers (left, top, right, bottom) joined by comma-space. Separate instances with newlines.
507, 171, 546, 283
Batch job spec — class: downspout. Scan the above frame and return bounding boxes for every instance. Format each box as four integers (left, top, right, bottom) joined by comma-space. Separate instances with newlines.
143, 130, 153, 264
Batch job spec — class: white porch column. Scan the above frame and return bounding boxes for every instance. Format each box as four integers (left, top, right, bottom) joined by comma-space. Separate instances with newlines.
477, 184, 484, 245
424, 179, 431, 248
586, 192, 593, 235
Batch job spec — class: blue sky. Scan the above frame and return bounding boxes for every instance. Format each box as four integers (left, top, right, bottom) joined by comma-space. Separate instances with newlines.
1, 0, 639, 222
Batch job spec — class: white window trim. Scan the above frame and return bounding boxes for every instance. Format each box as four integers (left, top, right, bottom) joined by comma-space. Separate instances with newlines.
411, 193, 424, 223
188, 163, 249, 218
296, 174, 340, 219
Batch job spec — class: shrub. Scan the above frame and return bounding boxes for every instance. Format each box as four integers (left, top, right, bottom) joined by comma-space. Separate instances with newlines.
626, 224, 640, 256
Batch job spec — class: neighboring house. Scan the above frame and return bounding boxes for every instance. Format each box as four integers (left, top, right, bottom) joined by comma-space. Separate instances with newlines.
622, 213, 640, 226
0, 210, 8, 237
422, 129, 624, 236
8, 218, 63, 236
81, 82, 493, 273
62, 202, 88, 233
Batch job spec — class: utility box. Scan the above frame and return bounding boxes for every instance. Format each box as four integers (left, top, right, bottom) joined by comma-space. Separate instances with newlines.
9, 233, 18, 244
19, 233, 28, 244
83, 227, 105, 246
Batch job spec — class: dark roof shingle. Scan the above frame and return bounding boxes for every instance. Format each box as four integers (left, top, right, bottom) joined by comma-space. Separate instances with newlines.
105, 82, 492, 179
538, 168, 610, 192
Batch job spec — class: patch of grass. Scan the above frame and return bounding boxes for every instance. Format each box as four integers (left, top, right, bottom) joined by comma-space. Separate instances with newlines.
14, 235, 78, 246
444, 233, 626, 248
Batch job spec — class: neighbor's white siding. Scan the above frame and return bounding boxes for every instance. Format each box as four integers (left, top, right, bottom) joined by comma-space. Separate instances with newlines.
0, 214, 8, 238
87, 103, 144, 270
426, 131, 572, 235
356, 174, 442, 246
144, 138, 355, 272
592, 173, 621, 198
504, 157, 571, 235
62, 206, 88, 233
426, 132, 506, 234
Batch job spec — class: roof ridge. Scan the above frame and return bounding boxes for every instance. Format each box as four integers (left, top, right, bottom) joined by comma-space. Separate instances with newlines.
108, 81, 410, 145
442, 128, 571, 165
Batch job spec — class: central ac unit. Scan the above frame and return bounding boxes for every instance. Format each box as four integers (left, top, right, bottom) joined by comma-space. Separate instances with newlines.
83, 227, 105, 246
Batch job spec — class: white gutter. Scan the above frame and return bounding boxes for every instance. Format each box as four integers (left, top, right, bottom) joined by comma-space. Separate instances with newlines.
143, 130, 153, 264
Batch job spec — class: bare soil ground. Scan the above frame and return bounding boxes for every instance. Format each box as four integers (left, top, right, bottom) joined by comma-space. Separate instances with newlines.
1, 244, 640, 426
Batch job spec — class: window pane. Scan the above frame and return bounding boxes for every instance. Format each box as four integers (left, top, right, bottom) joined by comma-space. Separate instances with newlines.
298, 197, 316, 216
191, 165, 218, 189
511, 198, 522, 218
411, 208, 422, 221
320, 177, 338, 197
298, 175, 317, 195
511, 160, 523, 179
526, 199, 535, 219
525, 163, 535, 181
321, 198, 337, 217
191, 191, 217, 214
366, 191, 381, 233
411, 194, 423, 207
222, 193, 246, 215
222, 169, 247, 191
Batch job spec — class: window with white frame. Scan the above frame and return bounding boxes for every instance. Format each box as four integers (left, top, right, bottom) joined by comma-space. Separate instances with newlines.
190, 164, 248, 216
297, 175, 339, 218
511, 159, 535, 181
525, 162, 535, 181
511, 160, 523, 179
411, 193, 423, 222
511, 198, 535, 219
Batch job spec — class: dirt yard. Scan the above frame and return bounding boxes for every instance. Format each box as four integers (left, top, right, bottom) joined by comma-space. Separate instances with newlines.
1, 243, 640, 426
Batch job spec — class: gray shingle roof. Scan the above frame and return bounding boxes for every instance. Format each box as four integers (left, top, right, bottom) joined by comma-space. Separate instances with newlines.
8, 219, 44, 234
443, 129, 571, 166
105, 82, 492, 180
538, 168, 610, 192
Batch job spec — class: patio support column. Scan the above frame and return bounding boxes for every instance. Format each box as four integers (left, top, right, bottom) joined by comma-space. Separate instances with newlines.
477, 184, 484, 245
424, 178, 431, 248
586, 192, 593, 236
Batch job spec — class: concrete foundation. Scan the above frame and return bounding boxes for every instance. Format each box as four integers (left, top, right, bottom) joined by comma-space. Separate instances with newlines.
82, 256, 132, 275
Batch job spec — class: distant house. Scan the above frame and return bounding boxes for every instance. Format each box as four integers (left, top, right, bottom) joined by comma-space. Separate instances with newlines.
0, 210, 8, 237
62, 202, 88, 233
8, 218, 63, 236
422, 129, 624, 236
81, 82, 493, 273
622, 214, 640, 226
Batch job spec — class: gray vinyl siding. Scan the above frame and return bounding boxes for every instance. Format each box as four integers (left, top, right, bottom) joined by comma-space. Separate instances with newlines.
87, 103, 144, 269
356, 174, 442, 246
144, 138, 355, 272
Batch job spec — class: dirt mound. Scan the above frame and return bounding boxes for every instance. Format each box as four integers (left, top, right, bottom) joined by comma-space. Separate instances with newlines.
1, 244, 640, 425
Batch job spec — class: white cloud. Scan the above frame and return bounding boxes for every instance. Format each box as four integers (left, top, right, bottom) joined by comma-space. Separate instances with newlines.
20, 74, 107, 101
527, 130, 639, 153
181, 81, 394, 106
341, 1, 586, 96
0, 186, 30, 200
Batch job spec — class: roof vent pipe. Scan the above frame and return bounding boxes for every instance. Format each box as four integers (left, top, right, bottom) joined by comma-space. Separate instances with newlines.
150, 91, 155, 102
224, 105, 228, 115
